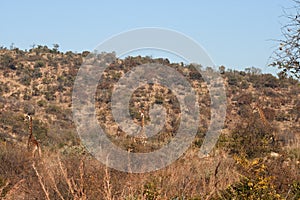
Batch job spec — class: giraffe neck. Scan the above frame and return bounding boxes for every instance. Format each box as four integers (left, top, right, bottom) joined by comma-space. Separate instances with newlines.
256, 106, 269, 127
29, 117, 33, 138
141, 114, 145, 128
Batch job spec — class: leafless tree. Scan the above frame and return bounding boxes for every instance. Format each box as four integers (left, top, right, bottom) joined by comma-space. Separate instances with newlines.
271, 1, 300, 79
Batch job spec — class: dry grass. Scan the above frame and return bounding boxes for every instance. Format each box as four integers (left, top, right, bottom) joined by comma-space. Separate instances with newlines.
0, 143, 240, 199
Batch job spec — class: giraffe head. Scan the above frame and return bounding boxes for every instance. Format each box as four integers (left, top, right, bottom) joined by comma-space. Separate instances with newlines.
139, 109, 144, 117
24, 114, 31, 122
250, 102, 260, 113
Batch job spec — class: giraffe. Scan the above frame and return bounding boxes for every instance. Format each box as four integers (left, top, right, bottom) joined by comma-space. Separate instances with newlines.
136, 110, 147, 145
0, 138, 6, 148
252, 102, 276, 145
140, 110, 145, 129
253, 103, 270, 128
25, 115, 41, 158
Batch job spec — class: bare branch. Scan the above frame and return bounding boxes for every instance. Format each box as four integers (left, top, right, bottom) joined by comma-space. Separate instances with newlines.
32, 163, 51, 200
271, 0, 300, 79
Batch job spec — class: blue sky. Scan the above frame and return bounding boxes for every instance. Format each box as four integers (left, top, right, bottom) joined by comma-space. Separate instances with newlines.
0, 0, 295, 74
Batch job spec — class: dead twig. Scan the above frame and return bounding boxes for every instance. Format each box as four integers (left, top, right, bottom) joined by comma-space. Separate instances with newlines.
32, 163, 50, 200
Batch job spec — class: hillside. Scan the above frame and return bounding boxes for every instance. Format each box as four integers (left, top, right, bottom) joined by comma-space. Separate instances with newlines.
0, 46, 299, 199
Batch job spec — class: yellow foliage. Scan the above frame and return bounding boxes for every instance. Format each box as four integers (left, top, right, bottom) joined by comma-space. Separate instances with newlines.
220, 156, 283, 199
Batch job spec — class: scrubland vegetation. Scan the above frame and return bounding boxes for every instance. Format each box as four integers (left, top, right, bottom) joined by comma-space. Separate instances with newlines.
0, 46, 299, 199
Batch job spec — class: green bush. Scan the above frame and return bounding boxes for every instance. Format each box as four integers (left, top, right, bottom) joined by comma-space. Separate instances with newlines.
37, 100, 47, 107
227, 74, 239, 86
34, 60, 45, 68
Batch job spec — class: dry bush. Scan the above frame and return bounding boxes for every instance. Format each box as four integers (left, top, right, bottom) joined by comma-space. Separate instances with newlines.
98, 149, 238, 199
0, 139, 241, 199
0, 143, 43, 199
29, 153, 87, 200
228, 112, 278, 159
0, 143, 86, 199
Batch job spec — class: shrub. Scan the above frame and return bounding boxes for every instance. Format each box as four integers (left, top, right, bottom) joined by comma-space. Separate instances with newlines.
143, 180, 160, 200
19, 74, 31, 86
289, 181, 300, 199
227, 74, 238, 86
240, 80, 249, 89
37, 100, 47, 107
24, 103, 35, 115
32, 68, 42, 78
46, 104, 61, 114
0, 55, 13, 69
23, 90, 32, 100
217, 157, 282, 199
228, 116, 277, 159
32, 119, 48, 142
34, 60, 45, 68
44, 91, 56, 101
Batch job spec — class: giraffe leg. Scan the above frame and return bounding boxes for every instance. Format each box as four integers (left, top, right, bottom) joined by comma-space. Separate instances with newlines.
32, 146, 37, 158
38, 146, 42, 157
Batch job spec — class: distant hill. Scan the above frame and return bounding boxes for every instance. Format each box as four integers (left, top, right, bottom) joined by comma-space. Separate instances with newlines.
0, 46, 299, 199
